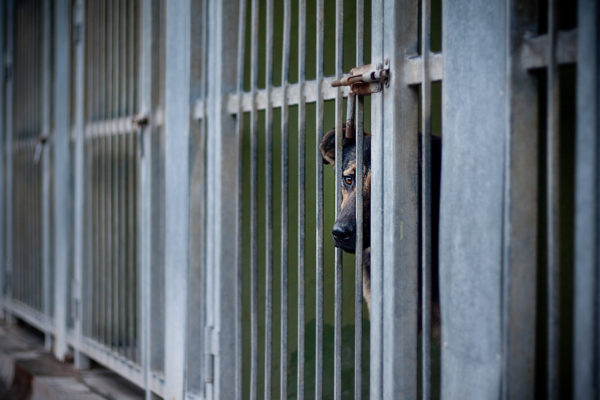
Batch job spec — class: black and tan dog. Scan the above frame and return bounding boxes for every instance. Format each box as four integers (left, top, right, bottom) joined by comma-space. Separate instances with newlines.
320, 127, 441, 315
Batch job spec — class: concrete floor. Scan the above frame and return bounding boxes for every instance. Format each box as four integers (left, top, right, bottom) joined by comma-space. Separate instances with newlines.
0, 321, 145, 400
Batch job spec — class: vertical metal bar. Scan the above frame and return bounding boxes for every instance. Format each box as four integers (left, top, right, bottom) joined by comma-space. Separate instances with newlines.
119, 0, 127, 361
112, 0, 122, 357
73, 0, 91, 369
52, 0, 71, 361
4, 0, 14, 323
92, 0, 102, 343
502, 0, 539, 398
420, 0, 432, 398
314, 0, 324, 398
114, 0, 123, 356
99, 0, 108, 346
84, 0, 94, 339
354, 0, 364, 399
128, 0, 137, 363
379, 0, 420, 397
334, 1, 343, 399
546, 0, 560, 398
234, 0, 247, 398
574, 0, 600, 398
40, 0, 52, 349
297, 0, 306, 398
107, 0, 116, 352
0, 0, 5, 320
164, 0, 191, 396
205, 0, 241, 396
280, 0, 291, 397
264, 0, 274, 397
138, 0, 154, 394
355, 8, 365, 400
355, 92, 364, 400
35, 1, 42, 314
249, 0, 259, 397
138, 0, 153, 396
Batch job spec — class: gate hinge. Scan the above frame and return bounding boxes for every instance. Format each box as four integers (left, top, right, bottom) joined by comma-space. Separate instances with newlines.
204, 326, 217, 384
71, 280, 82, 322
331, 59, 390, 95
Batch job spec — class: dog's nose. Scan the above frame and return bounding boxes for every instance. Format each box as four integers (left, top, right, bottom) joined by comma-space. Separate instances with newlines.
332, 220, 356, 252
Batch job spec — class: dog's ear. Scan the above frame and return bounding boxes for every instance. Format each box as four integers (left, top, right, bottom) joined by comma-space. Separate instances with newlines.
319, 128, 337, 165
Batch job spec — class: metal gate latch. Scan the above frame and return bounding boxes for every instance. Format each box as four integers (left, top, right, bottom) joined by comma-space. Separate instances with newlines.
331, 60, 390, 95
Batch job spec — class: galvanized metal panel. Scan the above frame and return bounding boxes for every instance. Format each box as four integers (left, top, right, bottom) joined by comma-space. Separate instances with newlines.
440, 0, 506, 398
574, 0, 600, 398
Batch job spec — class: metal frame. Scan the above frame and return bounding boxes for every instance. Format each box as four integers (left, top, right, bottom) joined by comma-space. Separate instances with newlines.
1, 1, 599, 400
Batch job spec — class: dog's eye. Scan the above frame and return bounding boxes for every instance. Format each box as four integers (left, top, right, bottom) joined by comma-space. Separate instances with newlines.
343, 175, 354, 186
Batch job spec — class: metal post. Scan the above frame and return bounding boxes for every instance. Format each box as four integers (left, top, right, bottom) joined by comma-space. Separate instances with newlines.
40, 0, 52, 351
234, 0, 248, 399
370, 0, 383, 397
355, 2, 364, 400
545, 2, 560, 398
314, 0, 324, 398
53, 0, 71, 361
297, 0, 306, 398
0, 0, 6, 321
574, 0, 600, 398
205, 0, 240, 398
334, 1, 344, 399
440, 0, 507, 398
72, 0, 91, 370
502, 0, 539, 398
420, 0, 432, 398
279, 0, 291, 398
264, 0, 274, 398
371, 0, 420, 398
164, 0, 191, 397
138, 0, 154, 398
249, 0, 259, 397
4, 0, 14, 325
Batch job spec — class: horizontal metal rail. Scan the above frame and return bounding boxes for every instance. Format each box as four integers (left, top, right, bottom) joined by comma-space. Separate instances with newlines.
218, 77, 351, 117
66, 332, 166, 397
85, 116, 137, 138
520, 29, 577, 70
3, 299, 54, 334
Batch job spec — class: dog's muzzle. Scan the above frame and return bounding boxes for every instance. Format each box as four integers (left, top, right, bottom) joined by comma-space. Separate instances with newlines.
332, 220, 356, 253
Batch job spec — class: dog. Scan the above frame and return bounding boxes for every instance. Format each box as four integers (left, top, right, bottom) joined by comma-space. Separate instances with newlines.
319, 126, 441, 319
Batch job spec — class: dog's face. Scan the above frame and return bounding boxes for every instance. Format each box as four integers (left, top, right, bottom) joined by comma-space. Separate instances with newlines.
319, 127, 371, 253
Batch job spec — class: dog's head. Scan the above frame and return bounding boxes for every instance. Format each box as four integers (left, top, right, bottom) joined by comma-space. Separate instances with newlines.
319, 127, 371, 253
